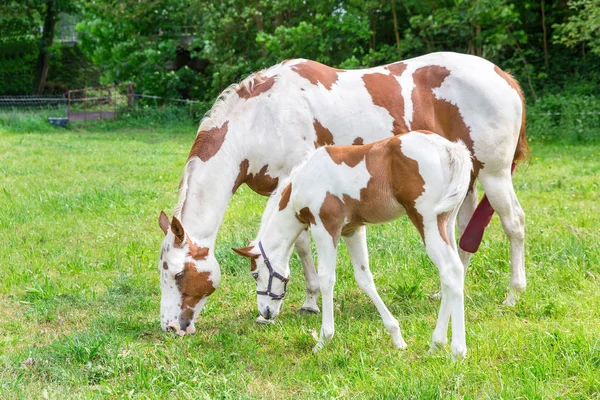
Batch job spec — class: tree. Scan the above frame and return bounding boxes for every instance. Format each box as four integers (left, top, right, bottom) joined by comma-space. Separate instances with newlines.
553, 0, 600, 56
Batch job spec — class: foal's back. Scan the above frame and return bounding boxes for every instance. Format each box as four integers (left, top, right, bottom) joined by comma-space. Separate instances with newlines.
290, 131, 471, 237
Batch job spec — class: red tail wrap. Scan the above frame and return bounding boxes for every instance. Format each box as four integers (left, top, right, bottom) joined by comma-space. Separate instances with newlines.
459, 163, 517, 254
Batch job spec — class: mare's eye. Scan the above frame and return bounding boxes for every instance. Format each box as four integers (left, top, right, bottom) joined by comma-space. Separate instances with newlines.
251, 272, 258, 280
175, 271, 184, 279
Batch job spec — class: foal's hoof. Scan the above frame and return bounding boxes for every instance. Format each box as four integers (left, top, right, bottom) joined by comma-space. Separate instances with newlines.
451, 346, 467, 361
299, 306, 320, 314
428, 341, 447, 354
312, 341, 324, 354
502, 292, 519, 307
430, 292, 442, 300
393, 336, 408, 350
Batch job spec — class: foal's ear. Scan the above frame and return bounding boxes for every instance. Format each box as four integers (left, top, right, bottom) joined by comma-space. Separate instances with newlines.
170, 216, 186, 247
232, 245, 259, 259
159, 210, 170, 235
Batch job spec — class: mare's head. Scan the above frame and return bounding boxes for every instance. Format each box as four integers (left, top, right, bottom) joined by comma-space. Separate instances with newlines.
233, 244, 289, 321
158, 211, 221, 335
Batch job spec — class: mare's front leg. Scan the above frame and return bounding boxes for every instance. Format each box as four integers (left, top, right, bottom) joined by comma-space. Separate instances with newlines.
294, 230, 320, 314
311, 225, 339, 354
342, 226, 407, 349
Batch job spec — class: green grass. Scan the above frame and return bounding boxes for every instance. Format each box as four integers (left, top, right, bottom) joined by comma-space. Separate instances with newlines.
0, 119, 599, 399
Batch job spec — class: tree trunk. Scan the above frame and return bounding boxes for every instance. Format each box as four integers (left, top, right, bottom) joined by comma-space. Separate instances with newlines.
540, 0, 549, 69
475, 24, 482, 56
255, 1, 266, 58
390, 0, 401, 56
33, 0, 59, 94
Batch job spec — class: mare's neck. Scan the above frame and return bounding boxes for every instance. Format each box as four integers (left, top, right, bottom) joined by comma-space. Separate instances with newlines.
178, 155, 239, 245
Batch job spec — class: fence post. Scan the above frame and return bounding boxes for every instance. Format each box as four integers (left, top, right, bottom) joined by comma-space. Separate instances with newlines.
127, 83, 134, 108
67, 90, 71, 119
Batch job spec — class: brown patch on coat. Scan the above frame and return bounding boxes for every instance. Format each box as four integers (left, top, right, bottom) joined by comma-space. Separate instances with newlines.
352, 137, 364, 146
410, 65, 483, 181
178, 262, 216, 310
232, 159, 280, 195
317, 137, 426, 244
386, 62, 408, 76
291, 60, 340, 90
295, 207, 316, 226
188, 121, 229, 162
318, 192, 344, 246
362, 73, 408, 135
313, 119, 334, 147
494, 65, 530, 163
237, 74, 276, 99
279, 183, 292, 210
437, 212, 452, 246
186, 238, 209, 261
325, 145, 366, 168
163, 261, 169, 270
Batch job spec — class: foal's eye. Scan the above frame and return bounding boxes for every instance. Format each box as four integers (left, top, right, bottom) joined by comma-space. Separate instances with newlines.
251, 272, 259, 280
175, 271, 184, 279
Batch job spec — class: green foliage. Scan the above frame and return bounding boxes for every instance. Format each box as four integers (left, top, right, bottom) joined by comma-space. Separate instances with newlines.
0, 40, 39, 95
553, 0, 600, 55
0, 1, 43, 94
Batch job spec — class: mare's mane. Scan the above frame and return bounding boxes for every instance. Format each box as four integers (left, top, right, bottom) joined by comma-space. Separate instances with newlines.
173, 63, 284, 219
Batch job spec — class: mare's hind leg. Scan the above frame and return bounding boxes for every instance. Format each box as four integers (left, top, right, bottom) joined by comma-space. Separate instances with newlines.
457, 183, 478, 269
294, 230, 320, 313
478, 170, 526, 306
342, 226, 407, 349
424, 217, 467, 359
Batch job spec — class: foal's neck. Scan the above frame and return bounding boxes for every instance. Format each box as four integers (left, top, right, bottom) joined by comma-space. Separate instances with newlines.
259, 202, 305, 275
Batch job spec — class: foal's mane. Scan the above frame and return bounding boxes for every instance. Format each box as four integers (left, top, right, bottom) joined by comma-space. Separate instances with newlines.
173, 63, 284, 219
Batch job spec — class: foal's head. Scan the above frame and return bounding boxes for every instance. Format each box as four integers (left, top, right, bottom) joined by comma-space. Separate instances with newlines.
233, 244, 289, 321
158, 211, 220, 335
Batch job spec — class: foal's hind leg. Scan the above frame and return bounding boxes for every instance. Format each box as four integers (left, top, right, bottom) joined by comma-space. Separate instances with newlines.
343, 227, 407, 349
478, 170, 526, 306
294, 230, 320, 314
424, 218, 467, 360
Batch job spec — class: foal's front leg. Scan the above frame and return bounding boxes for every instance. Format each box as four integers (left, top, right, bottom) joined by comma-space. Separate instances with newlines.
311, 226, 339, 354
294, 230, 320, 314
343, 226, 407, 349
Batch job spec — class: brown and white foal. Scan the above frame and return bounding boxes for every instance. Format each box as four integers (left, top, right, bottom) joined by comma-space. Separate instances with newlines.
234, 131, 473, 358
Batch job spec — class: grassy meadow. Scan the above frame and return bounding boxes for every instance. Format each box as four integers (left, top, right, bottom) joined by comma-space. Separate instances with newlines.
0, 116, 599, 399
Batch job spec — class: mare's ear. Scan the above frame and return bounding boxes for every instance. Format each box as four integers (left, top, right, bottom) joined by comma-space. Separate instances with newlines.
232, 245, 259, 259
159, 211, 170, 235
171, 216, 186, 247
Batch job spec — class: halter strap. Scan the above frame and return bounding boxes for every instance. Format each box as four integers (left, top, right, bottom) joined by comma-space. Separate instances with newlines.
256, 241, 289, 300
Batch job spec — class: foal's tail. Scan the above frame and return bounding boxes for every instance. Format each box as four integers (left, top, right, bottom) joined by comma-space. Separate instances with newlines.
434, 140, 473, 215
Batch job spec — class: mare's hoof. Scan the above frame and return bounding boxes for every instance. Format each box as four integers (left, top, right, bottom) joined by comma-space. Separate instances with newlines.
299, 306, 320, 314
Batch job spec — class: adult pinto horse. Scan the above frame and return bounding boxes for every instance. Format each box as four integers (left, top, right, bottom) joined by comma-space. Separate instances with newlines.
157, 52, 528, 334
